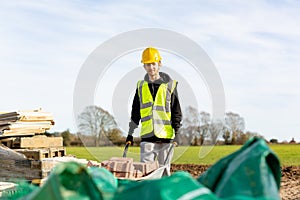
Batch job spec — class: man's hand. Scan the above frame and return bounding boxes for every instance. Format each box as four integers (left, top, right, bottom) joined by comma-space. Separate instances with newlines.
173, 134, 180, 146
126, 135, 134, 145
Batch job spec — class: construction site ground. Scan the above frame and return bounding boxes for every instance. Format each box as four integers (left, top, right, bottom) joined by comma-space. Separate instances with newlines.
171, 164, 300, 200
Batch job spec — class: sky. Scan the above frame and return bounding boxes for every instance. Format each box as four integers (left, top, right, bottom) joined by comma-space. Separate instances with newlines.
1, 0, 300, 142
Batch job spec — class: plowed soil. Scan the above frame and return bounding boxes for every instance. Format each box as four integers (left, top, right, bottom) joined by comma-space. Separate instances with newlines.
171, 164, 300, 200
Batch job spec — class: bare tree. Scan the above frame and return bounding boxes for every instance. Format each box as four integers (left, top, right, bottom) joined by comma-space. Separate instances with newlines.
222, 126, 231, 144
77, 105, 118, 146
224, 112, 245, 144
181, 108, 215, 145
209, 119, 224, 144
180, 106, 201, 145
199, 111, 210, 145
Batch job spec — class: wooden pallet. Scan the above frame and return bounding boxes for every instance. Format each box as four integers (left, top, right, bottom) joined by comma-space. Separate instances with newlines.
15, 147, 66, 160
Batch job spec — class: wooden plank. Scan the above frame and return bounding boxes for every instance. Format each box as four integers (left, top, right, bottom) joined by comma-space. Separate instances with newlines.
11, 121, 52, 126
0, 137, 15, 148
0, 110, 54, 122
18, 111, 54, 121
20, 136, 63, 148
1, 128, 39, 135
0, 144, 27, 160
0, 110, 55, 138
0, 125, 9, 132
0, 121, 12, 126
0, 116, 19, 122
19, 116, 54, 121
18, 110, 52, 116
15, 147, 66, 160
15, 149, 48, 160
0, 132, 35, 138
0, 112, 18, 118
8, 124, 52, 131
0, 168, 43, 180
0, 122, 53, 135
3, 127, 45, 134
49, 147, 66, 157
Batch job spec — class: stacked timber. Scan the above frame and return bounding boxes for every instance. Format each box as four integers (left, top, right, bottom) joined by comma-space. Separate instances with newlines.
0, 144, 80, 182
0, 109, 67, 182
0, 109, 54, 138
0, 144, 41, 181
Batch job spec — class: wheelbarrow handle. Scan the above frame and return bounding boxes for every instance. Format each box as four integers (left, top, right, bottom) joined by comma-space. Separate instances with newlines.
163, 142, 176, 165
122, 141, 131, 158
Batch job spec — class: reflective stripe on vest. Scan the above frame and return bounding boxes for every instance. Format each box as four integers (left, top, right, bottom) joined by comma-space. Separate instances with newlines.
137, 80, 177, 139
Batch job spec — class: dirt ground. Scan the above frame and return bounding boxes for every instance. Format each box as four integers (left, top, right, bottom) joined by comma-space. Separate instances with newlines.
171, 164, 300, 200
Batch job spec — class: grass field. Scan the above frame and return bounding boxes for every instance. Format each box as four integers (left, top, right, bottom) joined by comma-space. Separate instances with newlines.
67, 144, 300, 166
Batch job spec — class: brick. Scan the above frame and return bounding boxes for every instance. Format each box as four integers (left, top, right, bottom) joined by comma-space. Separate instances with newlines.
145, 161, 159, 175
100, 157, 136, 178
134, 170, 143, 178
87, 160, 101, 167
108, 161, 134, 173
100, 158, 161, 179
100, 160, 109, 168
133, 162, 146, 175
112, 171, 134, 179
109, 157, 133, 163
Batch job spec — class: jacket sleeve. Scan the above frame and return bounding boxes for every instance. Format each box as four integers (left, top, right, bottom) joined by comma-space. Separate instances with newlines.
128, 89, 140, 135
171, 83, 182, 134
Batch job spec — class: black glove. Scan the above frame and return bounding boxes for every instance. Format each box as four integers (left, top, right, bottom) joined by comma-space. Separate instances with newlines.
126, 135, 134, 145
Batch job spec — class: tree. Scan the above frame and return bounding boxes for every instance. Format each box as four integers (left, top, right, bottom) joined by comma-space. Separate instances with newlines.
237, 131, 262, 144
181, 108, 227, 145
61, 129, 72, 146
199, 111, 210, 145
180, 106, 201, 145
269, 138, 278, 144
209, 119, 224, 144
107, 128, 123, 146
77, 105, 118, 146
224, 112, 245, 144
222, 126, 231, 144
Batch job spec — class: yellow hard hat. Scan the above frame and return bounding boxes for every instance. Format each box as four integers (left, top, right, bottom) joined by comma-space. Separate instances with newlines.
141, 47, 162, 64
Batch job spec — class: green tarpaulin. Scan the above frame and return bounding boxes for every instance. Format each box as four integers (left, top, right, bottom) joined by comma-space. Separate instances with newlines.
2, 137, 281, 200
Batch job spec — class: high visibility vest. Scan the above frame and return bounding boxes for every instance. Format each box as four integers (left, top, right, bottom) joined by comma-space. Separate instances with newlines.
137, 80, 177, 139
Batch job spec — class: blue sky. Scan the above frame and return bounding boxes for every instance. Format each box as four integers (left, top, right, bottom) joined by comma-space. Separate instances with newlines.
1, 0, 300, 142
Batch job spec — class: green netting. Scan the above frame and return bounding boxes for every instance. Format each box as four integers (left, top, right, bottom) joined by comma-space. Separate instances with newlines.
0, 181, 37, 200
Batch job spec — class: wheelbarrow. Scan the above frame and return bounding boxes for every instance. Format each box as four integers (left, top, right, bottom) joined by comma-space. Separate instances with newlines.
122, 141, 176, 180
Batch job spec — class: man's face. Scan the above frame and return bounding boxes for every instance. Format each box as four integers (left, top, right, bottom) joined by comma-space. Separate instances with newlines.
144, 62, 160, 77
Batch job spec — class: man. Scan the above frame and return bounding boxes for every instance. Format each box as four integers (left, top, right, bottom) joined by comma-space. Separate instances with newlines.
126, 47, 182, 176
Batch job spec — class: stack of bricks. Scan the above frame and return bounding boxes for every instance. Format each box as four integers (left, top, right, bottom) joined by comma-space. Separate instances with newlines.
101, 157, 159, 179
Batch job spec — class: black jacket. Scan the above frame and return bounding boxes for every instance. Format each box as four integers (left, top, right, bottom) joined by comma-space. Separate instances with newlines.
129, 72, 182, 143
